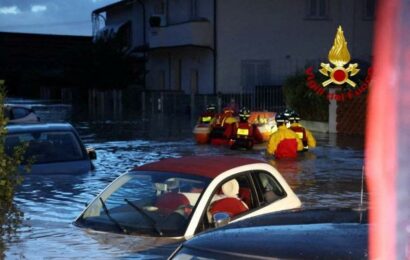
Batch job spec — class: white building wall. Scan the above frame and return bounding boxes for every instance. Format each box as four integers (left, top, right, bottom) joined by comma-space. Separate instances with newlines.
216, 0, 374, 93
146, 48, 214, 94
105, 3, 145, 48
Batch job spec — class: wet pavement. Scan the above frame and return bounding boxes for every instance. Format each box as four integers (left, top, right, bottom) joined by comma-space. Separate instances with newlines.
3, 104, 366, 259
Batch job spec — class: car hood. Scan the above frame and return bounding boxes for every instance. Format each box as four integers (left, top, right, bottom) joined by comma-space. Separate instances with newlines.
83, 229, 183, 258
178, 208, 368, 259
184, 222, 368, 259
22, 160, 93, 175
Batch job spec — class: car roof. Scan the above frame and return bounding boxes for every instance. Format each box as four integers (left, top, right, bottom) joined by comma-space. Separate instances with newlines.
180, 208, 368, 259
134, 155, 266, 179
6, 123, 75, 133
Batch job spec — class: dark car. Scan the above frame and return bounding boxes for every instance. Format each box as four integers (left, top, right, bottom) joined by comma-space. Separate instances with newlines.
4, 123, 96, 174
169, 208, 369, 259
4, 104, 40, 123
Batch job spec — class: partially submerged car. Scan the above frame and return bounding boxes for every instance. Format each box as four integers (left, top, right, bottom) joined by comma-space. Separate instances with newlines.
74, 156, 301, 248
4, 104, 40, 123
169, 208, 369, 259
4, 123, 96, 174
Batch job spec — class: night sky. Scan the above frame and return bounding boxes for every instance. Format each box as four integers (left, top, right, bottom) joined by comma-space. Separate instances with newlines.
0, 0, 119, 36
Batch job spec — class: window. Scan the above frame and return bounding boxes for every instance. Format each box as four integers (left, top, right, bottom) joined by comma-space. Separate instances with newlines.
6, 131, 85, 164
153, 0, 166, 15
10, 107, 30, 119
253, 171, 286, 205
241, 60, 271, 93
363, 0, 376, 20
305, 0, 329, 20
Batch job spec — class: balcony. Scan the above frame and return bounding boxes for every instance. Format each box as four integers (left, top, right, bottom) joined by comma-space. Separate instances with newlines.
149, 20, 213, 49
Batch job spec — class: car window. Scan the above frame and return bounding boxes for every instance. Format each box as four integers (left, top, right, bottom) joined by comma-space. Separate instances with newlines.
11, 107, 31, 119
198, 172, 254, 233
5, 131, 85, 164
252, 171, 286, 204
79, 171, 210, 237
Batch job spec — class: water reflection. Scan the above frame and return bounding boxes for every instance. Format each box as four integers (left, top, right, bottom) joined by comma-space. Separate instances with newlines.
3, 103, 366, 259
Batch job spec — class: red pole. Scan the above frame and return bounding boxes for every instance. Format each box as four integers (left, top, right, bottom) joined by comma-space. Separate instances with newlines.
366, 0, 410, 259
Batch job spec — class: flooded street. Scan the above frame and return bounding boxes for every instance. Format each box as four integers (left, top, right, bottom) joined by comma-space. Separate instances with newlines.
4, 104, 366, 259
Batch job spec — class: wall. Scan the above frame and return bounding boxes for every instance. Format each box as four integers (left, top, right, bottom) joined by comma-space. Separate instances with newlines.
337, 92, 367, 135
216, 0, 374, 94
146, 47, 214, 94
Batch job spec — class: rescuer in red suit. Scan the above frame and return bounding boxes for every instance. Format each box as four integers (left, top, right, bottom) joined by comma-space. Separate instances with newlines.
198, 104, 217, 124
210, 107, 238, 145
266, 112, 303, 159
229, 107, 264, 150
289, 111, 316, 151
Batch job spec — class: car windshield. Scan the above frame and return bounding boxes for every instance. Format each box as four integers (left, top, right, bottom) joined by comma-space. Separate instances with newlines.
5, 131, 85, 164
77, 171, 210, 237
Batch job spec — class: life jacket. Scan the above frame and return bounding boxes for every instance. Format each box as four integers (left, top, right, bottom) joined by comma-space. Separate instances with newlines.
275, 138, 298, 159
199, 111, 215, 124
290, 125, 308, 149
235, 122, 253, 140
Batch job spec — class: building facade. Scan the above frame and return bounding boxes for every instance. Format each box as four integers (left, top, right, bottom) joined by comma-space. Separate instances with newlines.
92, 0, 375, 95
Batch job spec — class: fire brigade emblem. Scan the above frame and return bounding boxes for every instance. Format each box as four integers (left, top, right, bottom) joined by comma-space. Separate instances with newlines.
319, 26, 360, 87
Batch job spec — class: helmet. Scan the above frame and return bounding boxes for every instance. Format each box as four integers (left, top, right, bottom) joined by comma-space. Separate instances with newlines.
206, 104, 216, 112
239, 107, 250, 120
275, 112, 288, 124
289, 111, 300, 122
283, 108, 293, 118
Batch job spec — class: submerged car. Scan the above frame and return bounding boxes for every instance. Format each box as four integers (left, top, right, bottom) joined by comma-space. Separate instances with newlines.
4, 104, 40, 123
5, 123, 96, 174
169, 208, 369, 259
74, 156, 301, 247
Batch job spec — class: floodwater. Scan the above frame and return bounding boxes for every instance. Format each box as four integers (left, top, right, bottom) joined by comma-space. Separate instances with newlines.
3, 102, 366, 259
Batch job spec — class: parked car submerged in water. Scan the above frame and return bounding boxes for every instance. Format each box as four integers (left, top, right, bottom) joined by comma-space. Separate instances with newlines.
74, 156, 301, 253
169, 208, 369, 259
4, 104, 40, 123
5, 123, 96, 174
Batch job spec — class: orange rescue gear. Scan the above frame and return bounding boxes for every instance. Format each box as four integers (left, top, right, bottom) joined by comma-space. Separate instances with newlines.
267, 125, 303, 159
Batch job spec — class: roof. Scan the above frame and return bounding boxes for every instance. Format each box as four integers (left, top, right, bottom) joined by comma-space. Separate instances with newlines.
6, 123, 75, 134
134, 155, 265, 179
92, 0, 135, 14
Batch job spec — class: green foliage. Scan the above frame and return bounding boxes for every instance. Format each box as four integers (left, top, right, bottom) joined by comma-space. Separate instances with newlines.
282, 71, 329, 122
0, 84, 28, 256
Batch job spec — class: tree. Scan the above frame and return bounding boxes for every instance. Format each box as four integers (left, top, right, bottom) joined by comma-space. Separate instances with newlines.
0, 82, 29, 257
282, 71, 329, 122
72, 35, 144, 91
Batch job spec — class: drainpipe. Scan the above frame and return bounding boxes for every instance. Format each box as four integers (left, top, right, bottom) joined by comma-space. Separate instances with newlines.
213, 0, 217, 95
136, 0, 147, 89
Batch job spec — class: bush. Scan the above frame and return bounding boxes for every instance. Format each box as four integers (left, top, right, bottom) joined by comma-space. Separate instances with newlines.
282, 71, 329, 122
0, 84, 29, 256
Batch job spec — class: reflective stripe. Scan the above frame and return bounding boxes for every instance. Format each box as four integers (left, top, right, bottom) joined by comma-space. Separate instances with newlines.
201, 116, 212, 123
296, 132, 304, 139
237, 128, 249, 136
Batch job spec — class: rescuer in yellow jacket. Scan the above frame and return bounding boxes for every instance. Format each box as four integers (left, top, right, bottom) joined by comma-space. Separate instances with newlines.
267, 113, 303, 159
289, 112, 316, 151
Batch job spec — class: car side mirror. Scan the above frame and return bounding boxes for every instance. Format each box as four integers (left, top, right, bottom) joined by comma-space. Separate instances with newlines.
213, 212, 230, 228
87, 148, 97, 160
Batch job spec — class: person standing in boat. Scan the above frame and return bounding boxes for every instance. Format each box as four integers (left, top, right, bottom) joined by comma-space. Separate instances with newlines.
266, 113, 303, 159
289, 111, 316, 151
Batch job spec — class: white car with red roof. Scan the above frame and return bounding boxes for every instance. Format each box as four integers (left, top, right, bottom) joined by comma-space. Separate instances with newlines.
74, 155, 301, 251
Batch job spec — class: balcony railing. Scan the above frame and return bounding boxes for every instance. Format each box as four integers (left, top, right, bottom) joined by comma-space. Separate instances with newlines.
149, 20, 213, 49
